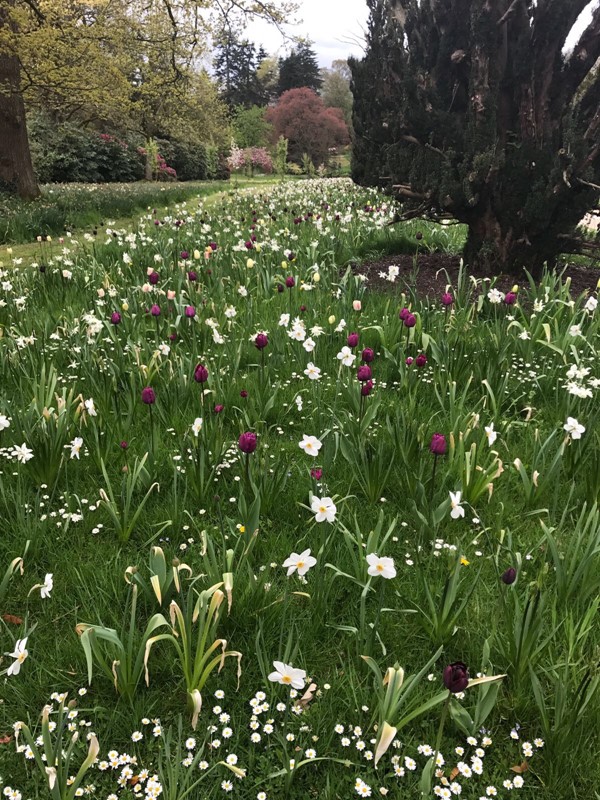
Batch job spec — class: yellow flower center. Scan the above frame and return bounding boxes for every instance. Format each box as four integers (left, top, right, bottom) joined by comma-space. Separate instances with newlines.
281, 675, 292, 684
376, 564, 384, 571
297, 561, 305, 570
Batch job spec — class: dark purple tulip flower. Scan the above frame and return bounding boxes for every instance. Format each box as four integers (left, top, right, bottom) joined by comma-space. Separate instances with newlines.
504, 292, 517, 306
214, 404, 224, 414
347, 332, 359, 348
150, 304, 161, 317
254, 333, 269, 350
285, 276, 295, 288
501, 567, 517, 585
404, 314, 417, 328
184, 306, 196, 318
443, 662, 469, 693
442, 293, 453, 307
415, 354, 427, 368
362, 348, 375, 363
149, 271, 160, 285
187, 270, 198, 282
357, 365, 372, 382
141, 387, 156, 405
311, 468, 323, 480
361, 379, 374, 397
399, 307, 410, 321
111, 312, 121, 325
194, 364, 208, 383
238, 432, 257, 454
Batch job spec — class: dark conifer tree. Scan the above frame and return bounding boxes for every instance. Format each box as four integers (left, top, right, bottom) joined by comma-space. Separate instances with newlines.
278, 43, 323, 95
351, 0, 600, 275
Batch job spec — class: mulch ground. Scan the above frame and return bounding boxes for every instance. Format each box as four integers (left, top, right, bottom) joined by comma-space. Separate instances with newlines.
352, 253, 599, 298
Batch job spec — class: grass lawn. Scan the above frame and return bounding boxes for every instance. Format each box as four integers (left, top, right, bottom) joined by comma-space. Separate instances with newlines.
0, 178, 599, 800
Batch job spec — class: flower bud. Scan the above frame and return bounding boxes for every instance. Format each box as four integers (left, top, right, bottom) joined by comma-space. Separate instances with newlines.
194, 364, 208, 383
141, 387, 156, 405
362, 347, 374, 363
501, 567, 517, 585
254, 333, 269, 350
357, 365, 372, 382
347, 332, 359, 348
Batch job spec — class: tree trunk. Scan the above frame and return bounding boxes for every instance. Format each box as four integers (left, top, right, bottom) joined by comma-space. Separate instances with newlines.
0, 2, 40, 199
463, 206, 560, 278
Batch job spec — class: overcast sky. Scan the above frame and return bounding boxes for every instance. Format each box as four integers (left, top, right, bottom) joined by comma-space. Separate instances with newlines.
245, 0, 369, 67
245, 0, 598, 68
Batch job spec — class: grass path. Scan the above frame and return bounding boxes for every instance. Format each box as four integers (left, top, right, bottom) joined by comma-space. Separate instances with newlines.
1, 177, 281, 265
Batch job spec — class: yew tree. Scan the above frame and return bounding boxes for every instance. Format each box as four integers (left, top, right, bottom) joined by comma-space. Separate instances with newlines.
350, 0, 600, 275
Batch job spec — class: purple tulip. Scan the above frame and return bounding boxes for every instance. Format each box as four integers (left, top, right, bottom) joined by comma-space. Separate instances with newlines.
238, 432, 257, 454
149, 271, 159, 285
254, 333, 269, 350
187, 270, 198, 282
357, 365, 372, 382
311, 468, 323, 480
214, 404, 224, 414
240, 390, 248, 398
504, 292, 517, 306
399, 307, 410, 321
415, 354, 427, 368
362, 347, 374, 363
361, 379, 374, 397
184, 306, 196, 318
111, 312, 121, 325
194, 364, 208, 383
443, 662, 469, 693
141, 387, 156, 405
120, 440, 129, 450
442, 293, 453, 307
180, 250, 189, 260
430, 433, 447, 456
501, 567, 517, 585
277, 283, 284, 293
208, 241, 218, 252
347, 332, 359, 348
285, 276, 295, 288
150, 304, 161, 317
405, 356, 414, 366
404, 314, 416, 328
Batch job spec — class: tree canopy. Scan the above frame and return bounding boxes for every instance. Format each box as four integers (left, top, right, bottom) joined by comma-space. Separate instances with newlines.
351, 0, 600, 275
278, 42, 322, 95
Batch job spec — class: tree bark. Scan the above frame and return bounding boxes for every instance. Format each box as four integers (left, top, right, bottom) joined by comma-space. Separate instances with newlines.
0, 1, 40, 199
463, 207, 561, 278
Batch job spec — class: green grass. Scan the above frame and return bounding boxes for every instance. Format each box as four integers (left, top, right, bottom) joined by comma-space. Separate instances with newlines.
0, 178, 599, 800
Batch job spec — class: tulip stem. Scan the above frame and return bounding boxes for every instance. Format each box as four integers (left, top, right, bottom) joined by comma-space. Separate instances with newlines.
429, 454, 438, 501
430, 692, 451, 795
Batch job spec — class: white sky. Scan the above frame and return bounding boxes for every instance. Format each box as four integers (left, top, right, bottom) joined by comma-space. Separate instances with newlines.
245, 0, 369, 67
245, 0, 597, 69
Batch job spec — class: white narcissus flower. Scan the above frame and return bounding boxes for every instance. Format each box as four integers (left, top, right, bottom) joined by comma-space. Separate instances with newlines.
563, 417, 585, 440
304, 362, 321, 381
303, 337, 316, 353
6, 637, 28, 676
13, 443, 34, 464
282, 548, 317, 577
299, 435, 322, 457
449, 491, 465, 519
0, 414, 10, 430
311, 496, 337, 523
192, 418, 203, 437
84, 398, 97, 416
484, 423, 497, 446
366, 553, 396, 579
336, 346, 356, 367
40, 573, 53, 599
584, 295, 597, 313
69, 437, 84, 459
268, 661, 306, 690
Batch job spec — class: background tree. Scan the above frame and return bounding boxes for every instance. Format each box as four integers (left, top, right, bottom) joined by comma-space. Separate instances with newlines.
0, 0, 297, 196
256, 54, 280, 105
321, 59, 353, 127
232, 105, 273, 149
351, 0, 600, 275
266, 87, 349, 165
213, 31, 264, 108
277, 42, 322, 95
